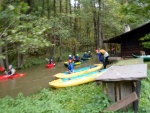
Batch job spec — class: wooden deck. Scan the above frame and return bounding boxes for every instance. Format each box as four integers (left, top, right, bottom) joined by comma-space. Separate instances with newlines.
95, 58, 147, 112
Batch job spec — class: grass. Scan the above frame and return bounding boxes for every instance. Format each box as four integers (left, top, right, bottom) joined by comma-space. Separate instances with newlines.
0, 83, 112, 113
0, 61, 150, 113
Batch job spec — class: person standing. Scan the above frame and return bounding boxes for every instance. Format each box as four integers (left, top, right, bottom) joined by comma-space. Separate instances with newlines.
97, 51, 103, 63
98, 48, 109, 69
68, 60, 74, 74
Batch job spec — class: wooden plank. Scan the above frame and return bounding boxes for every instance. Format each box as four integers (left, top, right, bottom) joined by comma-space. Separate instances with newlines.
102, 83, 107, 94
120, 81, 133, 109
105, 92, 138, 111
107, 83, 115, 101
115, 82, 120, 102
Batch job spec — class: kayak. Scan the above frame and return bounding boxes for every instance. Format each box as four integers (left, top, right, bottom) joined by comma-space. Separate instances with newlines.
46, 63, 55, 68
0, 67, 5, 72
49, 68, 107, 89
132, 54, 150, 61
0, 73, 26, 80
54, 64, 103, 78
81, 57, 93, 60
64, 60, 83, 67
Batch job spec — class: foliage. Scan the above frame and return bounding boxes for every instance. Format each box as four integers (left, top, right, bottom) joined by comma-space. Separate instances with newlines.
0, 83, 113, 113
0, 0, 150, 67
140, 34, 150, 48
139, 67, 150, 112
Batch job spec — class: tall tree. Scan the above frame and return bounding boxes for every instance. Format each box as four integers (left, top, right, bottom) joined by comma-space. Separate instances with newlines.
98, 0, 103, 48
47, 0, 50, 19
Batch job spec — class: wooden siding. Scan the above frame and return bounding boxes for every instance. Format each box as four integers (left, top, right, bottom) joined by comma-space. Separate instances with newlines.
121, 42, 143, 57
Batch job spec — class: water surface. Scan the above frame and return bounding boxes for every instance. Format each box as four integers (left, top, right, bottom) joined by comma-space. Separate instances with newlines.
0, 57, 99, 98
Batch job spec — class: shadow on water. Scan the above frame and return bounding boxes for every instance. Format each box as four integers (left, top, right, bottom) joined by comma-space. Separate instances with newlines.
0, 57, 99, 98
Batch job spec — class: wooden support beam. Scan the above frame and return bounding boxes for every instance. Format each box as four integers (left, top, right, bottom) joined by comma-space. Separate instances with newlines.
104, 92, 138, 112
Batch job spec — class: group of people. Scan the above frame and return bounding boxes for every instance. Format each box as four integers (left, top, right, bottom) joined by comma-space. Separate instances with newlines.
67, 51, 93, 74
68, 54, 81, 74
67, 48, 109, 74
68, 54, 81, 63
3, 49, 109, 76
83, 51, 92, 58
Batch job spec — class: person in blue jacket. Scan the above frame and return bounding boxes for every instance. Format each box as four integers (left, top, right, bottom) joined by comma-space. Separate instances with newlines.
68, 60, 74, 74
68, 55, 73, 60
83, 52, 88, 58
97, 52, 103, 63
74, 54, 80, 62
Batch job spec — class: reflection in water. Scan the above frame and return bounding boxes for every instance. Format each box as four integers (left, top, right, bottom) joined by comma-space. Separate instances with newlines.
0, 57, 99, 98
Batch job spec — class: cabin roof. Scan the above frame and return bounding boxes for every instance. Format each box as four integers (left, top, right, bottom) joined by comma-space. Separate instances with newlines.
96, 64, 147, 81
104, 21, 150, 43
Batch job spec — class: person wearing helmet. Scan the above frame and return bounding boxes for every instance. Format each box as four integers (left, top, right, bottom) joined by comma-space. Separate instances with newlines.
83, 52, 88, 58
5, 65, 16, 76
68, 54, 73, 60
74, 54, 80, 62
49, 56, 54, 64
68, 60, 74, 74
87, 51, 92, 58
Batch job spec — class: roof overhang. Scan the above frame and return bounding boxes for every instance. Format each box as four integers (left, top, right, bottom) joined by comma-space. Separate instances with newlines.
104, 22, 150, 44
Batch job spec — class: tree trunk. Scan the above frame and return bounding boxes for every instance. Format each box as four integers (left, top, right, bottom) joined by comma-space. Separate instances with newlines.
41, 0, 45, 16
54, 0, 56, 17
0, 44, 4, 67
98, 0, 103, 48
74, 0, 77, 38
47, 0, 50, 19
92, 0, 98, 49
4, 39, 9, 69
17, 52, 24, 69
66, 0, 68, 13
52, 0, 56, 57
59, 0, 62, 61
24, 0, 34, 13
69, 0, 72, 28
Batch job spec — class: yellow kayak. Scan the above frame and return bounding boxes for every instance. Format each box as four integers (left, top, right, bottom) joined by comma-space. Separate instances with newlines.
54, 64, 103, 78
64, 60, 83, 67
49, 69, 107, 89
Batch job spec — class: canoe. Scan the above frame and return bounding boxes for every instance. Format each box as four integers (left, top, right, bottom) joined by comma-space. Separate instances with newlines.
0, 67, 5, 72
49, 69, 107, 89
64, 60, 83, 67
0, 73, 26, 80
54, 64, 103, 78
46, 63, 55, 68
81, 57, 93, 60
132, 54, 150, 61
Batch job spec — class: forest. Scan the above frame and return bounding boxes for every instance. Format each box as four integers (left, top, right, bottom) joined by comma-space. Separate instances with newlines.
0, 0, 150, 69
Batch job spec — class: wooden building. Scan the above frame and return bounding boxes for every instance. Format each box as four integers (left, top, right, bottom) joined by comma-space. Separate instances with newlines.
104, 22, 150, 58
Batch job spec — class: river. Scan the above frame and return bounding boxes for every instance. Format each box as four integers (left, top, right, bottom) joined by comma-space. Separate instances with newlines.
0, 57, 99, 98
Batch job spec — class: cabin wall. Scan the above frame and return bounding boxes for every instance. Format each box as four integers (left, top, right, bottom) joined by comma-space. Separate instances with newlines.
121, 39, 143, 57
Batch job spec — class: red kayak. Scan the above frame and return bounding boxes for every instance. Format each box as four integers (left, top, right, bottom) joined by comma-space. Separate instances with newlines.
0, 67, 5, 72
46, 63, 55, 68
0, 73, 26, 80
